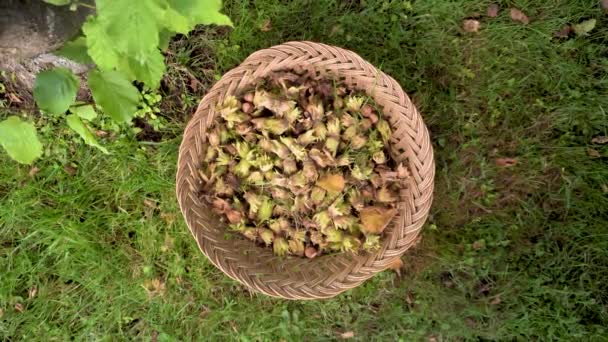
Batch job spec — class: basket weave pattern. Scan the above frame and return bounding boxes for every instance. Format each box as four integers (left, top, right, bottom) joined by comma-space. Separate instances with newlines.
176, 41, 434, 299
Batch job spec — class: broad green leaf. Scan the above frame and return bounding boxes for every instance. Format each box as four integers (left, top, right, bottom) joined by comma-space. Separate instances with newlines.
70, 104, 97, 121
96, 0, 160, 63
159, 6, 192, 34
66, 115, 109, 154
34, 68, 79, 115
0, 116, 43, 164
168, 0, 233, 26
119, 50, 166, 88
43, 0, 71, 5
88, 69, 140, 123
56, 37, 94, 64
158, 29, 174, 51
82, 17, 120, 70
572, 19, 596, 36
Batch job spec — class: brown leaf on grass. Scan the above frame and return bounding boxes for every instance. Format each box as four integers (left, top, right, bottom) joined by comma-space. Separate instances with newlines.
63, 165, 77, 176
495, 158, 517, 167
28, 167, 40, 177
142, 278, 166, 298
189, 77, 199, 92
587, 148, 601, 158
463, 19, 481, 32
591, 136, 608, 144
490, 295, 502, 305
160, 212, 176, 225
554, 25, 572, 38
14, 303, 24, 312
387, 257, 403, 276
28, 287, 38, 299
8, 93, 22, 103
472, 240, 485, 250
602, 0, 608, 11
340, 331, 355, 339
316, 174, 345, 193
260, 20, 272, 32
510, 8, 529, 24
95, 130, 109, 137
406, 291, 415, 305
143, 198, 158, 209
487, 4, 500, 18
360, 207, 398, 234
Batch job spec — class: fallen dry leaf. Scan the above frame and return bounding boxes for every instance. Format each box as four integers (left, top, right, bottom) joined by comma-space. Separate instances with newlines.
472, 240, 485, 250
160, 212, 176, 225
510, 8, 529, 24
359, 207, 398, 234
143, 199, 158, 209
7, 93, 22, 103
189, 77, 199, 92
463, 19, 481, 33
387, 257, 404, 276
603, 0, 608, 11
487, 4, 500, 18
151, 331, 159, 342
490, 295, 502, 305
63, 165, 77, 176
28, 286, 38, 299
14, 303, 24, 312
495, 158, 518, 167
316, 174, 345, 193
95, 130, 109, 137
340, 331, 355, 339
554, 25, 572, 38
142, 278, 166, 298
28, 167, 40, 177
592, 136, 608, 144
260, 19, 272, 32
587, 148, 601, 158
428, 336, 438, 342
406, 291, 415, 305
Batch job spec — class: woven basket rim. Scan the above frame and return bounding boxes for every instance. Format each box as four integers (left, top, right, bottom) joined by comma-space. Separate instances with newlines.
176, 41, 435, 300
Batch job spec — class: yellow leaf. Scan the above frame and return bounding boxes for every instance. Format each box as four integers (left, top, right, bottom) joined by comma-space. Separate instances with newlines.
316, 174, 345, 193
359, 207, 397, 234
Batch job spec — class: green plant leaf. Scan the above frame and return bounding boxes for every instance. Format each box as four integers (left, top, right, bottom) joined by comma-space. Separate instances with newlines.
168, 0, 233, 26
0, 116, 43, 164
70, 105, 97, 121
82, 17, 120, 71
88, 69, 140, 123
572, 19, 596, 36
159, 6, 193, 34
43, 0, 71, 5
33, 68, 79, 115
158, 29, 174, 50
56, 37, 94, 64
66, 115, 109, 154
96, 0, 160, 63
120, 50, 166, 88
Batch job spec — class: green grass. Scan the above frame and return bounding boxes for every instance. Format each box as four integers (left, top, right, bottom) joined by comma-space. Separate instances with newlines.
2, 0, 608, 340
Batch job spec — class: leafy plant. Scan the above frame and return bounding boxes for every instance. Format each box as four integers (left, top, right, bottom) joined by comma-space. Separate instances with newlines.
0, 0, 231, 164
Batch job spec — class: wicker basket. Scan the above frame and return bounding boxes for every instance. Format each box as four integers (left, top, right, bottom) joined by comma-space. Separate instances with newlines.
176, 41, 435, 300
